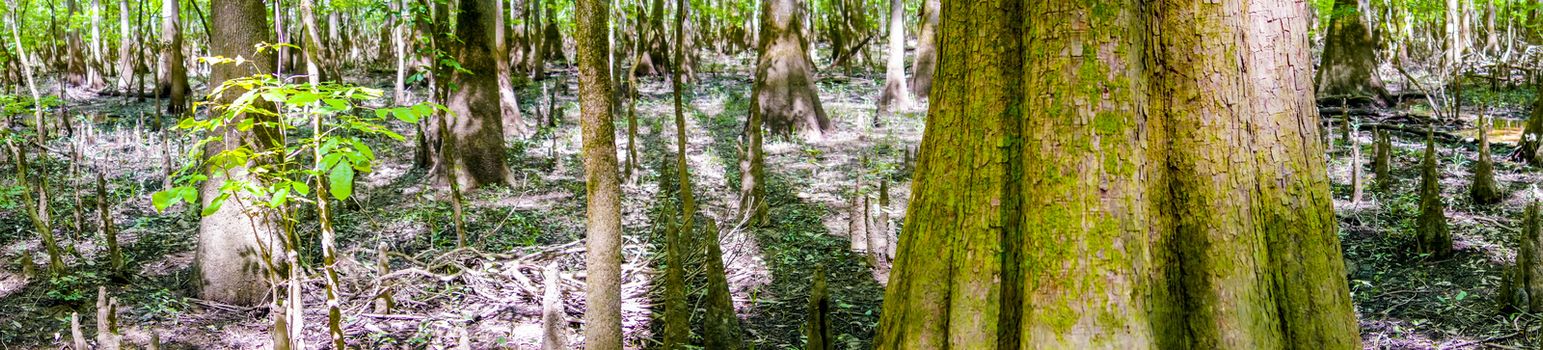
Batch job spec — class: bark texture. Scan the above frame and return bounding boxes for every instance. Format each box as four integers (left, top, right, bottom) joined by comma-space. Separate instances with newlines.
1502, 200, 1543, 312
1515, 93, 1543, 165
1315, 0, 1388, 102
1373, 128, 1392, 191
1470, 112, 1501, 205
908, 0, 938, 99
875, 1, 1360, 348
197, 0, 278, 306
751, 0, 830, 141
443, 0, 512, 189
156, 0, 189, 114
1417, 129, 1453, 258
574, 0, 623, 348
875, 0, 909, 114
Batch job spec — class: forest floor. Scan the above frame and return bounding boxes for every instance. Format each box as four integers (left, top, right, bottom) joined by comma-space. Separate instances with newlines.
0, 59, 1540, 349
0, 59, 915, 349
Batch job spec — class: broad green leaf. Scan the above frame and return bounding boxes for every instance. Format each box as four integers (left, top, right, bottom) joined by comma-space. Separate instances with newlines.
391, 108, 419, 123
292, 181, 311, 196
288, 92, 323, 105
323, 99, 350, 111
151, 189, 182, 213
329, 161, 355, 201
202, 193, 230, 217
269, 188, 290, 207
351, 139, 375, 161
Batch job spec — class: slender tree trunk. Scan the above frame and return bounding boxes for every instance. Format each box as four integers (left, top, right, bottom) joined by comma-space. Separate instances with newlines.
116, 0, 133, 92
876, 1, 1361, 347
496, 0, 527, 138
299, 0, 332, 84
88, 0, 106, 89
575, 0, 623, 347
908, 0, 936, 99
158, 0, 189, 114
530, 0, 547, 79
875, 0, 908, 115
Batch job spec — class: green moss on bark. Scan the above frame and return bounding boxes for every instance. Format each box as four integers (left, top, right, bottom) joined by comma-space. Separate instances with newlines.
1417, 128, 1453, 258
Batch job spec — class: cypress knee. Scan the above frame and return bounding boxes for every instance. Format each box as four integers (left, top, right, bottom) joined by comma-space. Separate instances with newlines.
1373, 128, 1392, 191
1502, 200, 1543, 312
1470, 111, 1502, 205
1417, 127, 1453, 258
804, 265, 833, 350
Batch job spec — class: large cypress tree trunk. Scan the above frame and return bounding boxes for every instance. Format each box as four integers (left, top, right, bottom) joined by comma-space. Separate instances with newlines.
156, 0, 189, 113
1316, 0, 1388, 103
442, 0, 512, 189
908, 0, 937, 99
752, 0, 830, 141
876, 1, 1360, 348
574, 0, 623, 348
197, 0, 278, 307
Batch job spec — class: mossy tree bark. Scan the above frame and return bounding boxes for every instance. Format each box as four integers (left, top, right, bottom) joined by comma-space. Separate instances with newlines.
1373, 128, 1392, 191
442, 0, 512, 190
1514, 92, 1543, 165
156, 0, 189, 114
875, 1, 1360, 348
197, 0, 279, 307
1502, 200, 1543, 312
752, 0, 831, 141
661, 213, 690, 349
804, 265, 833, 350
1470, 111, 1501, 205
1417, 128, 1453, 258
1315, 0, 1388, 103
575, 0, 623, 347
908, 0, 937, 100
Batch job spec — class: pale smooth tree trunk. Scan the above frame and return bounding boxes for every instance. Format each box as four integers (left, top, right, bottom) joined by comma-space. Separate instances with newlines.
908, 0, 936, 99
875, 0, 908, 115
116, 0, 133, 92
